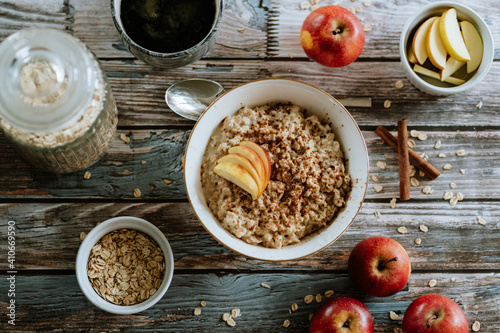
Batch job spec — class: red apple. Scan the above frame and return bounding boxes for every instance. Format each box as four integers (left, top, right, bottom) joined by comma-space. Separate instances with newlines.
402, 294, 468, 333
300, 6, 365, 67
309, 296, 374, 333
348, 236, 411, 297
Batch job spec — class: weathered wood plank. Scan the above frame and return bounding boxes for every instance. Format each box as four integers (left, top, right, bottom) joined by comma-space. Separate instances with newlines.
1, 272, 499, 332
269, 0, 500, 59
1, 201, 498, 270
95, 60, 500, 127
0, 129, 499, 199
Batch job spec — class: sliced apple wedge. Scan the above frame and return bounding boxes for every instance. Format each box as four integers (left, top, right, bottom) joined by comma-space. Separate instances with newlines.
439, 8, 471, 62
412, 16, 438, 65
213, 162, 260, 200
460, 21, 483, 73
440, 56, 465, 81
239, 141, 272, 183
413, 64, 465, 85
426, 17, 448, 70
217, 153, 263, 194
228, 146, 266, 190
407, 43, 417, 64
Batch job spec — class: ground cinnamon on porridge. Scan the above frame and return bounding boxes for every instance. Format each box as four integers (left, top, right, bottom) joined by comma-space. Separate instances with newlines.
200, 103, 351, 248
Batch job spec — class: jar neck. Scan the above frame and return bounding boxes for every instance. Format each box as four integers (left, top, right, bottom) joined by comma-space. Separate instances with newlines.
0, 29, 97, 132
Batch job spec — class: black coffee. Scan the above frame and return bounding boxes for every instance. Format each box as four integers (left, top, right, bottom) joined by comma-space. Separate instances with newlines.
120, 0, 216, 53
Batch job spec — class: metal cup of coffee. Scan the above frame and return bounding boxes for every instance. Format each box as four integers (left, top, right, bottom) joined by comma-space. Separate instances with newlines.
111, 0, 225, 68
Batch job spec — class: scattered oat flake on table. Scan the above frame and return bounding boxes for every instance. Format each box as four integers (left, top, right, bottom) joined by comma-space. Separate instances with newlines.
390, 198, 397, 209
443, 163, 453, 170
449, 196, 458, 206
410, 129, 420, 137
310, 5, 319, 11
226, 317, 236, 327
310, 0, 318, 5
355, 7, 362, 13
389, 311, 400, 320
394, 328, 403, 333
222, 313, 232, 321
419, 169, 425, 177
316, 294, 322, 303
283, 319, 290, 328
120, 133, 130, 144
460, 169, 466, 174
133, 188, 141, 198
363, 0, 372, 6
410, 177, 419, 187
194, 308, 202, 316
291, 303, 298, 312
422, 186, 433, 194
261, 282, 271, 289
395, 80, 405, 89
451, 277, 456, 282
373, 184, 383, 193
475, 101, 483, 109
409, 165, 416, 177
417, 132, 428, 141
428, 279, 437, 287
443, 191, 453, 200
383, 99, 391, 108
414, 238, 422, 245
419, 225, 429, 232
304, 295, 314, 304
200, 301, 206, 307
376, 161, 387, 169
434, 140, 441, 149
83, 171, 91, 180
472, 321, 481, 331
408, 139, 416, 148
299, 1, 310, 9
231, 308, 241, 318
364, 24, 373, 31
450, 182, 456, 189
456, 149, 466, 156
80, 232, 87, 241
325, 290, 334, 297
438, 153, 446, 158
476, 216, 486, 225
374, 211, 381, 218
371, 175, 379, 182
397, 226, 407, 234
456, 192, 464, 201
162, 178, 173, 185
237, 28, 246, 33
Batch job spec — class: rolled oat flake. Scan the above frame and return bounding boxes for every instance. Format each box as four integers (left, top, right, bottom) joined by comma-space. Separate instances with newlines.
0, 28, 118, 173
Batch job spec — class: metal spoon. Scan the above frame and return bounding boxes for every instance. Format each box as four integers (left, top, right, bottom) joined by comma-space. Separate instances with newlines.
165, 79, 225, 121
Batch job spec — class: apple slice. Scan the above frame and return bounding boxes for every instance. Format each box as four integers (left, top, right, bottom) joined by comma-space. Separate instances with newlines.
440, 56, 465, 81
217, 153, 263, 194
407, 43, 417, 64
412, 16, 438, 65
239, 141, 272, 183
439, 8, 471, 62
460, 21, 483, 73
213, 162, 260, 200
228, 146, 266, 190
426, 17, 448, 70
413, 64, 465, 85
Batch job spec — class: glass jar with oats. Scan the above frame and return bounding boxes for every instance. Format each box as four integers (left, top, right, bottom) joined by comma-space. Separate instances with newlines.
0, 28, 118, 173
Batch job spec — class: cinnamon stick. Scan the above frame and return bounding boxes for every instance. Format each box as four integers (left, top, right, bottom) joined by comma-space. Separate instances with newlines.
397, 120, 411, 201
374, 125, 441, 180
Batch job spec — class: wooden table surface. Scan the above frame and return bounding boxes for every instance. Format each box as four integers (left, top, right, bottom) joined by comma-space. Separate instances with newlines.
1, 0, 499, 332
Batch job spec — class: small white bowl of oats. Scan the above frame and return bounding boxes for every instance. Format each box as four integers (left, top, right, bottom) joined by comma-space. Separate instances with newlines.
76, 216, 174, 314
185, 78, 369, 261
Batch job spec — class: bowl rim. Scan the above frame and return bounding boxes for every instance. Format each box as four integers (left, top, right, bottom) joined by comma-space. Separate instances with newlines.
75, 216, 174, 314
399, 1, 494, 94
184, 78, 369, 261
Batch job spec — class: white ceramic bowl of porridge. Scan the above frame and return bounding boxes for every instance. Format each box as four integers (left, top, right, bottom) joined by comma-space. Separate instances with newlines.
184, 79, 368, 261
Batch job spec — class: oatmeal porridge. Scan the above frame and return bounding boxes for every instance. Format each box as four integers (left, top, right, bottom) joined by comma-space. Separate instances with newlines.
200, 103, 351, 248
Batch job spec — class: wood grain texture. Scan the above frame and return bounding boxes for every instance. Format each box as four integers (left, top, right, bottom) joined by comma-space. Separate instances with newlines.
0, 130, 498, 199
1, 273, 499, 332
95, 60, 500, 127
1, 201, 498, 270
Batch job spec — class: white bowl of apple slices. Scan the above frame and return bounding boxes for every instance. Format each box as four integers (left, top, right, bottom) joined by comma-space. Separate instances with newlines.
400, 1, 494, 95
184, 79, 369, 261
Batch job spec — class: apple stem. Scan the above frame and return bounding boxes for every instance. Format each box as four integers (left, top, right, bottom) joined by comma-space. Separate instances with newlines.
332, 28, 342, 35
378, 257, 398, 270
427, 314, 438, 328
